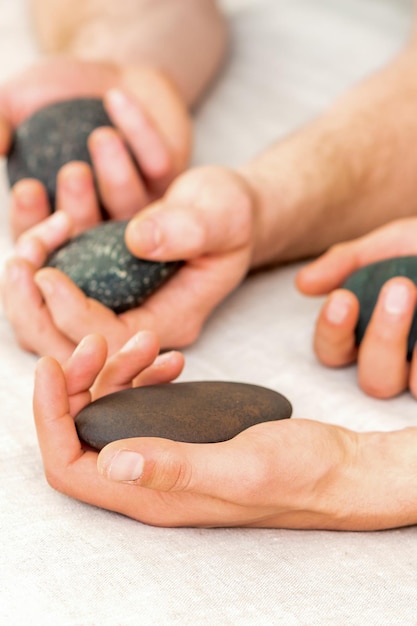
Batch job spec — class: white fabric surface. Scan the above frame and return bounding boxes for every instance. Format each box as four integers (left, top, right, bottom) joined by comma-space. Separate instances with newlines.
1, 0, 417, 624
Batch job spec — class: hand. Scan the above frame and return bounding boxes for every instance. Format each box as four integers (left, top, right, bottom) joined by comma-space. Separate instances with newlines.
296, 218, 417, 398
34, 331, 413, 530
3, 166, 256, 361
1, 57, 191, 238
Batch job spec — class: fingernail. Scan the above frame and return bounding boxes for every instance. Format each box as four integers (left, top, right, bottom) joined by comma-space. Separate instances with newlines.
325, 292, 352, 325
153, 351, 175, 367
72, 335, 91, 356
383, 282, 411, 315
101, 449, 144, 482
119, 332, 143, 353
130, 218, 161, 254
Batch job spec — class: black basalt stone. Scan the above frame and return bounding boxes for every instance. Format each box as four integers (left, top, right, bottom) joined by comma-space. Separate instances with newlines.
342, 255, 417, 360
7, 98, 113, 209
45, 220, 181, 313
75, 381, 293, 449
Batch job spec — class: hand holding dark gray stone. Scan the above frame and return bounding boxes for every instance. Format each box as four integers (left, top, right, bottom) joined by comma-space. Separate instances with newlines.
7, 98, 113, 210
75, 381, 293, 449
342, 256, 417, 360
45, 220, 181, 313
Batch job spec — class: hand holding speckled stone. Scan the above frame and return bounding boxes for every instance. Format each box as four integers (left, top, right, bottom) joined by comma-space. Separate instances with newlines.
45, 220, 181, 313
7, 98, 114, 210
342, 256, 417, 360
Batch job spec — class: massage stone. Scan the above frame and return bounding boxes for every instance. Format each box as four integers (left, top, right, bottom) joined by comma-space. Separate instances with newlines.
45, 220, 181, 313
342, 255, 417, 360
75, 381, 293, 449
7, 98, 113, 209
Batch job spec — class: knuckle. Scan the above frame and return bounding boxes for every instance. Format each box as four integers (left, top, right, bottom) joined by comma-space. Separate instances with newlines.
146, 448, 193, 493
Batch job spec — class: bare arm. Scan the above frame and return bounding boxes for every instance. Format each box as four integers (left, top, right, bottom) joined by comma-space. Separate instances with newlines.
30, 0, 227, 106
242, 22, 417, 267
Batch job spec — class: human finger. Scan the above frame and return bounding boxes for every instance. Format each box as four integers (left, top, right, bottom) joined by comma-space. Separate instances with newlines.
62, 334, 108, 416
2, 257, 75, 360
33, 267, 129, 355
9, 179, 51, 240
104, 88, 173, 195
125, 170, 254, 261
297, 218, 417, 296
357, 277, 416, 398
92, 330, 184, 397
88, 126, 148, 217
14, 210, 72, 266
313, 289, 359, 367
33, 355, 118, 505
56, 161, 102, 232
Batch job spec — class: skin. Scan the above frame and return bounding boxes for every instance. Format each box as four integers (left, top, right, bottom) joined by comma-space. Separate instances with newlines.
2, 0, 227, 238
6, 11, 417, 363
34, 333, 417, 530
297, 218, 417, 399
2, 59, 192, 238
22, 2, 417, 528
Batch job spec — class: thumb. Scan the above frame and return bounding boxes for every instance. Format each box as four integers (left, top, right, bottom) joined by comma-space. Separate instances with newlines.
97, 435, 260, 503
125, 168, 254, 262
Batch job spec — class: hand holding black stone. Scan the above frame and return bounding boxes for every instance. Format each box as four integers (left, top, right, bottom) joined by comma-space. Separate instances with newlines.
7, 98, 114, 210
342, 256, 417, 360
45, 220, 181, 313
75, 381, 293, 450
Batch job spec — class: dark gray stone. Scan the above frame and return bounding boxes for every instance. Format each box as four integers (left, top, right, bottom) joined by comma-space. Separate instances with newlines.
75, 381, 293, 449
45, 220, 181, 313
7, 98, 114, 210
342, 255, 417, 360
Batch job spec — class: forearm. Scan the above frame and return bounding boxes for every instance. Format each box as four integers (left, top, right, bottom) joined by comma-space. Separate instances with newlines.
30, 0, 227, 106
341, 427, 417, 530
243, 38, 417, 268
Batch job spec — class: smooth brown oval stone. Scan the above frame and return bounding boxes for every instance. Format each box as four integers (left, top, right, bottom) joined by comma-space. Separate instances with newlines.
75, 381, 292, 449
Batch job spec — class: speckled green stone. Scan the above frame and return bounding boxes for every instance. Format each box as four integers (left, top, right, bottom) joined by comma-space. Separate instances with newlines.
342, 256, 417, 360
7, 98, 113, 210
45, 221, 181, 313
75, 381, 293, 449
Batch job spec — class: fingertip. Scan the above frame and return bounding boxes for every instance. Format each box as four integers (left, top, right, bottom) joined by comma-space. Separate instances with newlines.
125, 212, 162, 257
33, 355, 67, 420
323, 289, 359, 327
314, 289, 359, 367
119, 329, 160, 355
97, 446, 145, 483
10, 179, 51, 239
296, 258, 334, 295
71, 333, 108, 360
